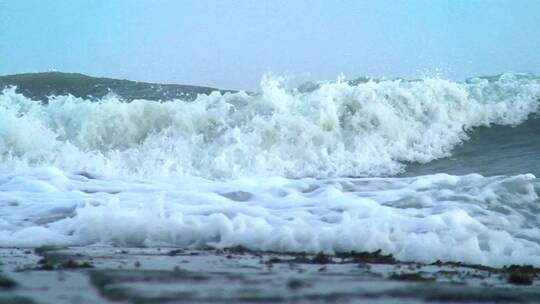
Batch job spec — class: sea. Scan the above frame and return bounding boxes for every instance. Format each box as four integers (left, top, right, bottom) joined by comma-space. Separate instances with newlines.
1, 72, 540, 267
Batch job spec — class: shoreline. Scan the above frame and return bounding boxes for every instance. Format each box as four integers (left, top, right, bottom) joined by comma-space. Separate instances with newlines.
1, 246, 540, 303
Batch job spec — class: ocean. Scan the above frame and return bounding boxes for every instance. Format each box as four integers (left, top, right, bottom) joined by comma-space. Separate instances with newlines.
1, 72, 540, 268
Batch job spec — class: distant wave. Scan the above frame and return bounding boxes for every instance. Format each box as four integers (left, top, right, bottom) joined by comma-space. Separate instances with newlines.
0, 72, 232, 101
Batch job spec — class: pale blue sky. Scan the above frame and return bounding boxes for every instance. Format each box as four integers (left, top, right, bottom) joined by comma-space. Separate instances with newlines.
1, 0, 539, 89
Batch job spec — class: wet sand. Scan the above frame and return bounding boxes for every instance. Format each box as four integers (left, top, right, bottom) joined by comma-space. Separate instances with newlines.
1, 246, 540, 303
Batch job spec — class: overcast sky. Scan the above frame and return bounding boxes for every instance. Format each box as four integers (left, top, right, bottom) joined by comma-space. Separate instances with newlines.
1, 0, 539, 90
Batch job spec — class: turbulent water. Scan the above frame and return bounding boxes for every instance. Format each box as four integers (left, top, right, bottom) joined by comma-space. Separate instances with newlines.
1, 73, 540, 267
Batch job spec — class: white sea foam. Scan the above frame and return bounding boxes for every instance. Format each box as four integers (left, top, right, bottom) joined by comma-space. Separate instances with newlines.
1, 74, 540, 266
0, 168, 539, 267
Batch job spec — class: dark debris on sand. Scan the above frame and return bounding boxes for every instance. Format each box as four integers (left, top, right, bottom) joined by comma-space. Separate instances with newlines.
389, 272, 435, 282
0, 297, 36, 304
337, 250, 397, 264
26, 247, 95, 271
505, 265, 539, 285
0, 274, 18, 289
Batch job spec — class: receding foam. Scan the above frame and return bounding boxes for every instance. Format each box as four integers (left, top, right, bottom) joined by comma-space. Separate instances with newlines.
0, 169, 540, 267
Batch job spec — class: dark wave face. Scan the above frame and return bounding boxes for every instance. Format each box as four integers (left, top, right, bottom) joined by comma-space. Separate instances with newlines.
403, 116, 540, 177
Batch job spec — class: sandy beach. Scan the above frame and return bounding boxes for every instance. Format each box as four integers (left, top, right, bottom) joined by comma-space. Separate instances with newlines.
1, 247, 540, 303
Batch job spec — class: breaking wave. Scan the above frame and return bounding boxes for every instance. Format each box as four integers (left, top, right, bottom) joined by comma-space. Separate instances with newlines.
1, 73, 539, 178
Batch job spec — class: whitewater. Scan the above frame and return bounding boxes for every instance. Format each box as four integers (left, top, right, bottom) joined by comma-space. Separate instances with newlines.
1, 73, 540, 267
